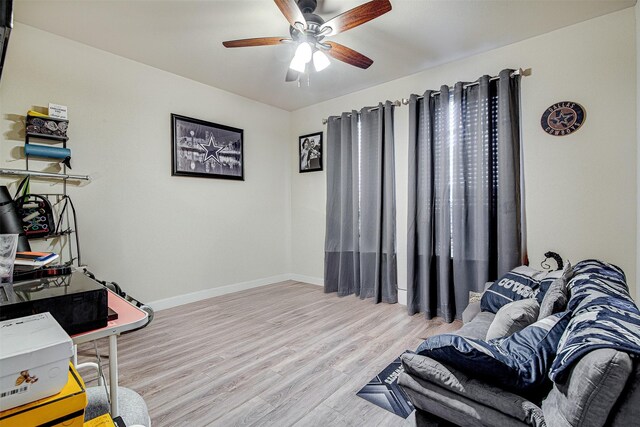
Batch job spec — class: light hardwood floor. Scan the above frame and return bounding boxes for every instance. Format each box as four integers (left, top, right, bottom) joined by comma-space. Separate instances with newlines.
79, 281, 461, 427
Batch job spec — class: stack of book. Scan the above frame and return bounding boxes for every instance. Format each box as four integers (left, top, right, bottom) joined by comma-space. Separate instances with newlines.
14, 251, 59, 267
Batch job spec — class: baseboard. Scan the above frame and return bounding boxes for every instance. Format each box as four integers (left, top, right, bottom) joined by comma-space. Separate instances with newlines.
398, 288, 407, 306
149, 273, 407, 311
288, 274, 324, 286
148, 274, 291, 311
291, 275, 408, 306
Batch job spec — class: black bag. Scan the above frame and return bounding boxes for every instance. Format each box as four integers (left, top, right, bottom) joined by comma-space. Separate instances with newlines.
14, 177, 56, 238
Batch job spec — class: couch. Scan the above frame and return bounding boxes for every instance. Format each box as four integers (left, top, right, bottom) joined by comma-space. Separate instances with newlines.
398, 261, 640, 427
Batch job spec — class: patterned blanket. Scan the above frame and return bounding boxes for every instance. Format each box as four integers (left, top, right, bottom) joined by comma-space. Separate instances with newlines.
549, 259, 640, 382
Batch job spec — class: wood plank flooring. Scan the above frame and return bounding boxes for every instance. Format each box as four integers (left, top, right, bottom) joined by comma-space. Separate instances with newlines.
78, 281, 461, 427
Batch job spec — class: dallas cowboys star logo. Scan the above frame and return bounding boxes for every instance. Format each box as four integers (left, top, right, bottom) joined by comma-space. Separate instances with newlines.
541, 102, 585, 136
199, 136, 226, 164
550, 111, 574, 128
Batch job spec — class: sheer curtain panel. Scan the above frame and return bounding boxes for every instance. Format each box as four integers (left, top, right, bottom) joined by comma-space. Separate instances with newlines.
407, 69, 524, 322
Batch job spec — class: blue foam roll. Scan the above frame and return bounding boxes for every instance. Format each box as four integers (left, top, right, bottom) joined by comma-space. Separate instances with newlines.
25, 143, 71, 160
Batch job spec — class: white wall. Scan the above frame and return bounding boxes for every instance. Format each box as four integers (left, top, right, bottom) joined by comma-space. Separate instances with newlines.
290, 8, 638, 301
637, 0, 640, 302
0, 23, 291, 304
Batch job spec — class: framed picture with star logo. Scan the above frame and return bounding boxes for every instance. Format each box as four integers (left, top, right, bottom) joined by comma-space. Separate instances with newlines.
171, 114, 244, 180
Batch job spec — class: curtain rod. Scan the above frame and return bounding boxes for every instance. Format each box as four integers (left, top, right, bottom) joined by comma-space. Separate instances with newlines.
400, 67, 531, 104
321, 100, 401, 125
321, 67, 531, 124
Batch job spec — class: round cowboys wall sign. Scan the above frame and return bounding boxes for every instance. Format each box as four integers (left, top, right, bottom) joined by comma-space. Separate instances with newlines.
541, 101, 586, 136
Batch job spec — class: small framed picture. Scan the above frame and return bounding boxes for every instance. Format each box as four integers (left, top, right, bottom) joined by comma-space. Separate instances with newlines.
171, 114, 244, 180
299, 132, 323, 173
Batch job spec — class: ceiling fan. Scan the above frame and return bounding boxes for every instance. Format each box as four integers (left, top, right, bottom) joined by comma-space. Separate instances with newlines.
222, 0, 392, 83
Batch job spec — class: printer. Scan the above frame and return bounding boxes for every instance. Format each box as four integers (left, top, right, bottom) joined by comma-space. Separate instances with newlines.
0, 272, 108, 335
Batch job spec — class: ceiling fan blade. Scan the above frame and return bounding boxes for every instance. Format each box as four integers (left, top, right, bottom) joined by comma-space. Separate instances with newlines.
324, 42, 373, 69
222, 37, 290, 48
285, 68, 300, 82
320, 0, 392, 37
274, 0, 307, 29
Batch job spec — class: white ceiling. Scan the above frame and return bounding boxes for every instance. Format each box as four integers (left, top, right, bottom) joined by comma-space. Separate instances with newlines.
14, 0, 636, 111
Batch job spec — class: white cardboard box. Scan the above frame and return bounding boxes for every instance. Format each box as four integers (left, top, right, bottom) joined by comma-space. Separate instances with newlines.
0, 312, 74, 411
47, 103, 68, 119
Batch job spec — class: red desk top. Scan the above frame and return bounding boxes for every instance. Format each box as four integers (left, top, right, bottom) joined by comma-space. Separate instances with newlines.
71, 290, 148, 344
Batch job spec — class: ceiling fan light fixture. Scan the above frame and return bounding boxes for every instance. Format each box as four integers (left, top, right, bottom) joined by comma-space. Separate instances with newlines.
294, 42, 313, 64
222, 0, 391, 83
289, 55, 307, 73
313, 50, 330, 71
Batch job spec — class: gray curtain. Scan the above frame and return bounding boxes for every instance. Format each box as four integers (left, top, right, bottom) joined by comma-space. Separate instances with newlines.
359, 102, 397, 303
325, 112, 360, 296
407, 69, 524, 322
325, 102, 397, 303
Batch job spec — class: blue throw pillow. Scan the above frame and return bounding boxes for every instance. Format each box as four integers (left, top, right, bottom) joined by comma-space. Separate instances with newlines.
416, 311, 571, 395
481, 266, 566, 313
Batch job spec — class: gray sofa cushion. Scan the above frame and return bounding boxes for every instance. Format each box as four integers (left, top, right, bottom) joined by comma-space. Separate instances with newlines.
486, 298, 540, 340
541, 348, 632, 427
462, 301, 481, 324
398, 373, 532, 427
608, 363, 640, 426
538, 263, 571, 320
400, 375, 533, 427
456, 311, 495, 340
414, 409, 457, 427
401, 353, 545, 426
